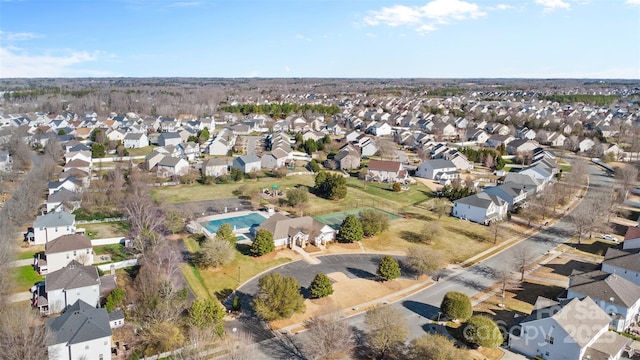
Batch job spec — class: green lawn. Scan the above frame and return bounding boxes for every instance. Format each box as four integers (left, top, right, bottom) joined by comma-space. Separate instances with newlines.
181, 236, 291, 301
94, 244, 132, 262
14, 248, 39, 260
13, 265, 43, 292
125, 145, 156, 157
82, 221, 130, 239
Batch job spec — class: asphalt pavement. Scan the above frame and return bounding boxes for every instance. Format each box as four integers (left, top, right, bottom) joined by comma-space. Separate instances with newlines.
235, 161, 612, 359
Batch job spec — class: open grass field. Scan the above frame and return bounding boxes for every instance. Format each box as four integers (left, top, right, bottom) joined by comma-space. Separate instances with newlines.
125, 145, 156, 157
314, 207, 400, 230
180, 236, 293, 301
13, 265, 43, 292
82, 221, 130, 239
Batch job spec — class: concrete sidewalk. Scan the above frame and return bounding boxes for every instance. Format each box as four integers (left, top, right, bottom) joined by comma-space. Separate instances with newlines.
9, 258, 34, 267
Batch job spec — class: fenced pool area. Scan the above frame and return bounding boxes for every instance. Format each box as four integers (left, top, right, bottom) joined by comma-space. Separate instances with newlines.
200, 211, 269, 234
313, 207, 400, 230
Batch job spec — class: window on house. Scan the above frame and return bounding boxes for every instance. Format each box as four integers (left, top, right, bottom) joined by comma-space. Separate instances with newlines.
99, 354, 103, 360
86, 249, 90, 254
73, 250, 76, 256
66, 254, 69, 259
85, 345, 89, 350
545, 335, 554, 344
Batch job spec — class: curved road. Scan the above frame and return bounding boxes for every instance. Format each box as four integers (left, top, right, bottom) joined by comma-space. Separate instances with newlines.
235, 161, 611, 359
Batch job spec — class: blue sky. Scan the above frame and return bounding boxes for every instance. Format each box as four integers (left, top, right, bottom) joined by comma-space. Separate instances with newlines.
1, 0, 639, 78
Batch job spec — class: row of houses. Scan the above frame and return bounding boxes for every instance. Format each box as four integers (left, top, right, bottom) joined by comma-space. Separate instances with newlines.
451, 148, 559, 225
509, 224, 640, 360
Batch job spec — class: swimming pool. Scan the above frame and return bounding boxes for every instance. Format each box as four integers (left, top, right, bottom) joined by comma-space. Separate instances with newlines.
202, 212, 268, 234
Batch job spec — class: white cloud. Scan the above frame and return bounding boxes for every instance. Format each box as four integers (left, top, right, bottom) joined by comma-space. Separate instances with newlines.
494, 4, 514, 10
0, 31, 40, 42
295, 34, 311, 41
0, 47, 113, 77
363, 0, 485, 34
626, 0, 640, 5
535, 0, 571, 12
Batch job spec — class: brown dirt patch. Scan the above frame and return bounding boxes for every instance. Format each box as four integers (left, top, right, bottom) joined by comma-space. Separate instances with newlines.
324, 242, 361, 253
413, 177, 444, 192
470, 347, 504, 360
530, 253, 599, 283
269, 275, 419, 331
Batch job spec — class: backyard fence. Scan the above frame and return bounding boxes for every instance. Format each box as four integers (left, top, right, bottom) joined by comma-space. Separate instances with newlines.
96, 259, 138, 271
91, 237, 125, 246
76, 217, 127, 225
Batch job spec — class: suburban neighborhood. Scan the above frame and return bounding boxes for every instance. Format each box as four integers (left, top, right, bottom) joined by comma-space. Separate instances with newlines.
0, 78, 639, 360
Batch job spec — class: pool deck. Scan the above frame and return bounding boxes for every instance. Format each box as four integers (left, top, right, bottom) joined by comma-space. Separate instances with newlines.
197, 210, 274, 237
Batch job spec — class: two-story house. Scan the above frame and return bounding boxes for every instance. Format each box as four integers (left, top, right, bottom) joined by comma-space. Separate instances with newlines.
366, 159, 410, 183
483, 182, 528, 210
415, 159, 459, 184
47, 300, 113, 360
40, 234, 93, 274
452, 192, 508, 225
509, 296, 629, 360
34, 260, 100, 315
123, 132, 149, 148
27, 211, 77, 246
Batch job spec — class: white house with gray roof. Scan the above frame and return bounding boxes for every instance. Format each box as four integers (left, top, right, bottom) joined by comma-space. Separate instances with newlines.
157, 156, 189, 178
602, 248, 640, 287
452, 192, 508, 225
47, 300, 113, 360
28, 211, 77, 246
415, 159, 459, 184
34, 260, 100, 315
254, 213, 335, 248
123, 132, 149, 148
483, 182, 527, 210
566, 270, 640, 331
41, 234, 94, 274
509, 296, 630, 360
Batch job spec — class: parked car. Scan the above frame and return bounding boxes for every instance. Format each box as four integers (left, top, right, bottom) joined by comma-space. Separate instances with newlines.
600, 234, 618, 243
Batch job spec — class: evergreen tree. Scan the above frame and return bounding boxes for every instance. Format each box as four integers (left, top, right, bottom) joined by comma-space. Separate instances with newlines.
309, 273, 333, 298
339, 214, 363, 243
377, 256, 401, 281
251, 229, 275, 256
440, 291, 473, 322
252, 273, 305, 320
216, 223, 236, 244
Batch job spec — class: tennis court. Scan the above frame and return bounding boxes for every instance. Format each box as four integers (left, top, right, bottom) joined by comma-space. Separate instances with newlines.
314, 207, 400, 230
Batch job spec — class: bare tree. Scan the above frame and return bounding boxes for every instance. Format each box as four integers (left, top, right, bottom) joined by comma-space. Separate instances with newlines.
565, 157, 589, 190
224, 330, 259, 360
405, 245, 444, 277
0, 305, 53, 360
512, 245, 535, 282
375, 139, 398, 160
431, 198, 451, 221
617, 165, 638, 200
488, 220, 504, 244
419, 222, 441, 245
304, 312, 355, 360
5, 126, 32, 172
365, 305, 408, 359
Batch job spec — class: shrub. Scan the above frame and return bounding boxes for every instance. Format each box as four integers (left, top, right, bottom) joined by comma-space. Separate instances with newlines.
251, 229, 275, 256
392, 182, 402, 192
252, 273, 305, 320
440, 291, 473, 322
359, 209, 389, 237
309, 273, 333, 298
462, 315, 503, 348
105, 288, 125, 312
377, 256, 401, 281
192, 237, 235, 269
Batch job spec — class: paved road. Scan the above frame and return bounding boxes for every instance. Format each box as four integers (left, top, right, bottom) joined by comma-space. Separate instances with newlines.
225, 253, 409, 344
242, 161, 611, 359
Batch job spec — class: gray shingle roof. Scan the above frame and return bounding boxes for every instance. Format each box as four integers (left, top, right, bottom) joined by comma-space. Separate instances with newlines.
45, 234, 92, 254
604, 248, 640, 273
34, 211, 76, 228
454, 192, 505, 209
569, 270, 640, 308
45, 260, 100, 291
46, 299, 112, 345
421, 159, 456, 170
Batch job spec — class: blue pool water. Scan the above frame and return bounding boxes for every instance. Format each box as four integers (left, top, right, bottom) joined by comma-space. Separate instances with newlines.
202, 212, 268, 233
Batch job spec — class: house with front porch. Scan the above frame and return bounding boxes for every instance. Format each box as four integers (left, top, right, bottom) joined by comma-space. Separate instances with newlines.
253, 213, 335, 248
452, 192, 508, 225
483, 182, 527, 210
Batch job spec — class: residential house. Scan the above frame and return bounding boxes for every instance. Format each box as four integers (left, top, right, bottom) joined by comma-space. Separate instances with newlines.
602, 248, 640, 287
180, 141, 200, 162
201, 158, 228, 177
41, 234, 93, 274
452, 192, 508, 225
123, 132, 149, 148
34, 260, 100, 315
48, 177, 81, 195
366, 159, 410, 183
486, 134, 515, 148
506, 139, 539, 156
415, 159, 459, 184
509, 297, 629, 360
106, 129, 126, 142
64, 159, 91, 174
503, 173, 544, 195
354, 134, 378, 157
466, 128, 490, 144
261, 148, 290, 170
440, 149, 474, 171
156, 156, 189, 178
157, 132, 182, 146
46, 189, 82, 213
622, 226, 640, 250
144, 150, 165, 171
253, 213, 335, 248
27, 212, 77, 246
333, 144, 361, 170
547, 132, 567, 148
0, 149, 11, 171
232, 154, 261, 173
368, 121, 392, 136
47, 300, 113, 360
566, 270, 640, 331
301, 130, 324, 142
483, 182, 528, 210
519, 162, 556, 185
64, 150, 92, 165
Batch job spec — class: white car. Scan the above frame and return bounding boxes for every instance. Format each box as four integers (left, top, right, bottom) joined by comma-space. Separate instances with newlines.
601, 234, 618, 243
